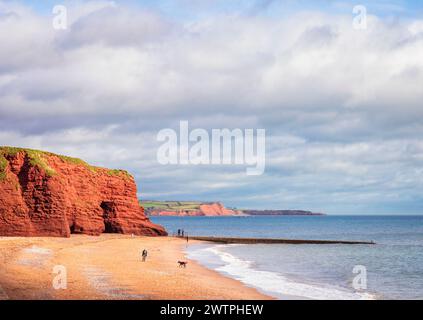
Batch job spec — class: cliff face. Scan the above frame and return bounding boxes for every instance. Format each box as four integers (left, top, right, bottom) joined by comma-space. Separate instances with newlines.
0, 147, 167, 237
147, 202, 242, 217
198, 203, 241, 216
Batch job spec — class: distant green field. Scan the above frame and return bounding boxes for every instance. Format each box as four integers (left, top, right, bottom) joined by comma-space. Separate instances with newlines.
140, 200, 205, 212
139, 200, 323, 216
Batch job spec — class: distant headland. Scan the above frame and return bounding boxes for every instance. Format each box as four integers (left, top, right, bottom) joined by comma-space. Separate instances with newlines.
140, 200, 325, 217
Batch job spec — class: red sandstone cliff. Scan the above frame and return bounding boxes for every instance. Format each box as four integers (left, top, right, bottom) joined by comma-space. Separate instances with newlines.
149, 202, 243, 217
0, 147, 167, 237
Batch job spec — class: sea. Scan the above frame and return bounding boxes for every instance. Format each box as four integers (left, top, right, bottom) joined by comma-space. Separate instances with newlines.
150, 215, 423, 300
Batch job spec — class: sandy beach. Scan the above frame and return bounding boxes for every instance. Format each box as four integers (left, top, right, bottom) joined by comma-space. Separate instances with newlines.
0, 235, 271, 300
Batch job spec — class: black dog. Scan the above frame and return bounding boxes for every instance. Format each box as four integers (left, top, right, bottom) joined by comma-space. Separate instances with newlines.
178, 261, 188, 268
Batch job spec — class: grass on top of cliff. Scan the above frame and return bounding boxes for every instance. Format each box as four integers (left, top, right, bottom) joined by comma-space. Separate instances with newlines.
0, 153, 7, 180
0, 146, 133, 180
140, 200, 204, 212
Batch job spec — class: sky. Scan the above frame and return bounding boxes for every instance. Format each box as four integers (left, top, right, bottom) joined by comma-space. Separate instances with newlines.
0, 0, 423, 214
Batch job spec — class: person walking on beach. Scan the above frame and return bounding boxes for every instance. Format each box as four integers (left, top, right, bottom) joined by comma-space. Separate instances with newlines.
141, 249, 148, 262
181, 230, 184, 237
177, 229, 181, 237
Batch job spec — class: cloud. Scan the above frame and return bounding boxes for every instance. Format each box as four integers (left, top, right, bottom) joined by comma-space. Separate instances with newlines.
0, 1, 422, 214
59, 5, 172, 48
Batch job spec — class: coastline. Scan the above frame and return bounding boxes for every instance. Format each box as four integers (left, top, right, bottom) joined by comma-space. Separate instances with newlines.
0, 235, 272, 300
187, 242, 378, 300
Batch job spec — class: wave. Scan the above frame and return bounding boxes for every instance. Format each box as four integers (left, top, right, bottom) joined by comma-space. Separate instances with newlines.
202, 245, 376, 300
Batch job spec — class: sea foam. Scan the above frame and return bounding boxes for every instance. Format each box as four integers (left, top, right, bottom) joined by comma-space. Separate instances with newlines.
201, 245, 376, 300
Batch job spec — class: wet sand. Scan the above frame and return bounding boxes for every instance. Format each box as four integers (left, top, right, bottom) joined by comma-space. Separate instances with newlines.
0, 235, 271, 300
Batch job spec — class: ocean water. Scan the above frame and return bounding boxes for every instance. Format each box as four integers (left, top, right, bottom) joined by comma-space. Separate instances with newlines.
151, 215, 423, 300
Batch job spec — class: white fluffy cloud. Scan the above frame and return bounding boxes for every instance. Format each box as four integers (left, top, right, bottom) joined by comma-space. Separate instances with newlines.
0, 1, 422, 214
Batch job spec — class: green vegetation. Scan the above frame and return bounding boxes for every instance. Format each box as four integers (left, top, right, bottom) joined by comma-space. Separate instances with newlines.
106, 169, 133, 179
140, 200, 204, 212
0, 153, 8, 180
57, 155, 87, 165
0, 146, 133, 180
0, 147, 58, 178
26, 149, 56, 176
57, 155, 97, 172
